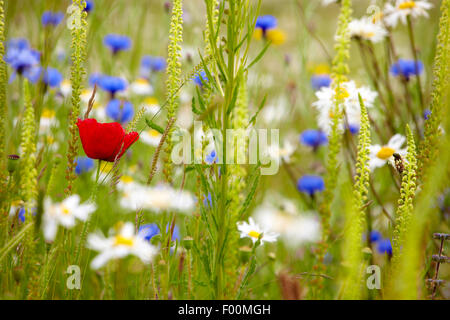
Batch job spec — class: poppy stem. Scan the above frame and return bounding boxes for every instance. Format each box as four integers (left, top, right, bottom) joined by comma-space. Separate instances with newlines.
95, 159, 102, 184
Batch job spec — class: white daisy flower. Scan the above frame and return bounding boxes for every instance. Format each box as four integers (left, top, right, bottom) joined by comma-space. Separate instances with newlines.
322, 0, 338, 6
87, 222, 158, 270
140, 129, 162, 147
119, 184, 195, 214
369, 134, 407, 170
116, 175, 144, 192
313, 80, 378, 134
384, 0, 433, 28
348, 17, 388, 43
254, 201, 321, 246
60, 79, 72, 98
129, 78, 154, 96
237, 217, 279, 245
81, 88, 95, 104
43, 195, 97, 241
39, 108, 59, 135
142, 97, 160, 116
92, 162, 114, 184
145, 184, 195, 213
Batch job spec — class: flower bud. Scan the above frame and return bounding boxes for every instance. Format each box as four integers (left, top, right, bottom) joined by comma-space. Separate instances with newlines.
7, 154, 20, 173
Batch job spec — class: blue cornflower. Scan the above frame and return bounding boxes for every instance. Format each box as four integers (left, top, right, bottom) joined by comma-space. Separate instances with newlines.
205, 150, 218, 164
423, 109, 431, 120
369, 230, 382, 243
347, 123, 360, 135
75, 156, 95, 175
14, 207, 36, 223
104, 34, 132, 54
194, 70, 208, 87
106, 99, 134, 123
297, 175, 325, 196
43, 67, 63, 87
141, 55, 166, 74
310, 74, 332, 90
41, 11, 64, 26
84, 0, 94, 13
139, 223, 160, 241
24, 67, 63, 87
18, 207, 26, 223
300, 129, 328, 149
97, 75, 127, 96
255, 15, 277, 33
5, 39, 40, 77
390, 59, 424, 80
88, 73, 103, 87
377, 238, 392, 256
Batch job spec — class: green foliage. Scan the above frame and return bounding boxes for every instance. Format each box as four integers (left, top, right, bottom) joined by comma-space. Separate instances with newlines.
340, 95, 371, 300
313, 0, 352, 295
392, 125, 417, 263
163, 0, 184, 183
419, 0, 450, 179
66, 0, 88, 195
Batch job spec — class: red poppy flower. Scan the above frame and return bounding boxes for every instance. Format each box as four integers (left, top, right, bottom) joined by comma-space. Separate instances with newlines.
77, 118, 139, 162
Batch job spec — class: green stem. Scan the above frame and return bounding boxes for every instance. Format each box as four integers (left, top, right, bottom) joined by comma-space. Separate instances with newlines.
406, 16, 425, 112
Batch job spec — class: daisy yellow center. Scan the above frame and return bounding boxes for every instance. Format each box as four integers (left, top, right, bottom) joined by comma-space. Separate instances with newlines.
248, 230, 261, 239
399, 1, 416, 9
136, 78, 149, 85
42, 109, 55, 119
120, 175, 134, 184
145, 97, 158, 105
61, 205, 71, 215
114, 235, 134, 247
363, 31, 375, 38
376, 146, 395, 160
148, 129, 161, 137
101, 163, 114, 173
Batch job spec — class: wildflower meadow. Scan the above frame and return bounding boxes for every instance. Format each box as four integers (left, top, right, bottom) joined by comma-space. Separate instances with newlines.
0, 0, 449, 303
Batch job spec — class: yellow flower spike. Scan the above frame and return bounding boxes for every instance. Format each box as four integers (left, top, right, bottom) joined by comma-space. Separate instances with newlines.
335, 87, 350, 101
266, 28, 286, 45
